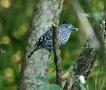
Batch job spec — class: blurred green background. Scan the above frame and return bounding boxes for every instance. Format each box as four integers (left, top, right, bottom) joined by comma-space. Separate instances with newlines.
0, 0, 105, 90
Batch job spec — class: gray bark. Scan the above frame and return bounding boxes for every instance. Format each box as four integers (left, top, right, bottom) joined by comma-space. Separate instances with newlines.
18, 0, 64, 90
70, 0, 100, 50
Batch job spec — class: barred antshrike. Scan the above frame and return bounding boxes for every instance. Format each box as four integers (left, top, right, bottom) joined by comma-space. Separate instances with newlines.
28, 23, 78, 58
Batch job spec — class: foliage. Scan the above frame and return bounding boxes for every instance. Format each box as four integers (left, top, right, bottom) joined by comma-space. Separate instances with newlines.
35, 76, 62, 90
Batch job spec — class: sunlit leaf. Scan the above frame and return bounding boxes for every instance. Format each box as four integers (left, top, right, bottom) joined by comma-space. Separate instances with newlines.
0, 0, 11, 8
2, 36, 10, 45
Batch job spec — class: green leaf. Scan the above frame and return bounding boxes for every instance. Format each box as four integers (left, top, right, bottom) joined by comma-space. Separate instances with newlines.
49, 84, 62, 90
35, 76, 48, 84
79, 82, 87, 90
38, 84, 62, 90
38, 84, 50, 90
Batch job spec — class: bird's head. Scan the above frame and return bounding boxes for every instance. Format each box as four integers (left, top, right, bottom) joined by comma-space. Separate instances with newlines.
60, 23, 78, 33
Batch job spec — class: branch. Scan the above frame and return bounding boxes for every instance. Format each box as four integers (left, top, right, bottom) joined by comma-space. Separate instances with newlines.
53, 26, 62, 86
70, 0, 100, 50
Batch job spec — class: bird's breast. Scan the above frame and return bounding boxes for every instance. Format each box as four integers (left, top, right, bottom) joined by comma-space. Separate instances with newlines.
58, 32, 70, 45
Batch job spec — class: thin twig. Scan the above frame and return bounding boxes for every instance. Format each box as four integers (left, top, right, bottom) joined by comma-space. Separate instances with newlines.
52, 25, 62, 86
63, 78, 73, 90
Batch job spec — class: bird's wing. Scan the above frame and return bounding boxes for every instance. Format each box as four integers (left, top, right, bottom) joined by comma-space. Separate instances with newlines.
28, 29, 53, 58
37, 29, 53, 50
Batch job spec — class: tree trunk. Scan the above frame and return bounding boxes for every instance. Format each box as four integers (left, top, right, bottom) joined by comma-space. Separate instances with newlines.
18, 0, 64, 90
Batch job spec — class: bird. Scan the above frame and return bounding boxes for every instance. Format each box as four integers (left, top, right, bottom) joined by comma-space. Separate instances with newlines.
28, 23, 78, 58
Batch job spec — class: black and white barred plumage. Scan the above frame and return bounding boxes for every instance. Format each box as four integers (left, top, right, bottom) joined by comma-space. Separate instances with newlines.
28, 23, 77, 58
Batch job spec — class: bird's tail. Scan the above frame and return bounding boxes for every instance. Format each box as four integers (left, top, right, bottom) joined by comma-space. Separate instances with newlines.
28, 42, 40, 58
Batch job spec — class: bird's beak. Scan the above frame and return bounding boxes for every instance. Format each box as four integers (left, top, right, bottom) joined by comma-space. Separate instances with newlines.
72, 27, 78, 31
